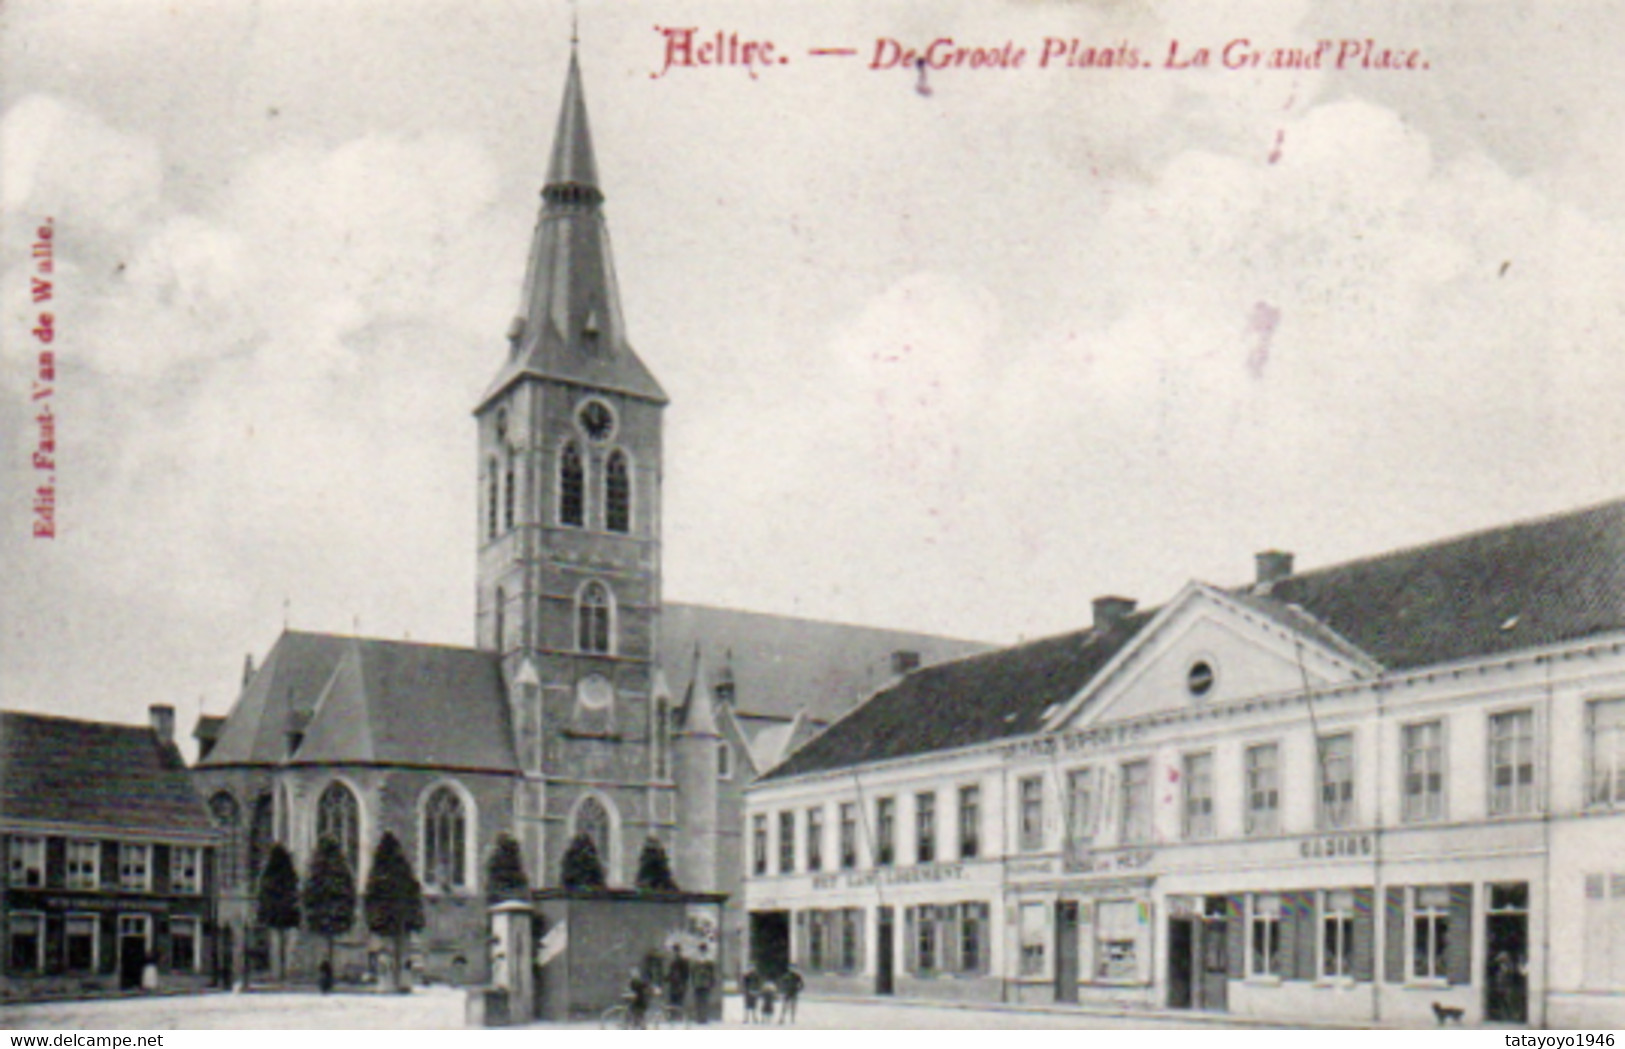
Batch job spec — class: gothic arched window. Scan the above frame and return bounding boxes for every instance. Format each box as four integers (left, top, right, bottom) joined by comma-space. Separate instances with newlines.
560, 442, 585, 527
575, 797, 611, 864
316, 781, 361, 875
577, 581, 612, 655
423, 786, 468, 890
486, 456, 499, 541
605, 450, 631, 534
209, 791, 240, 889
503, 453, 516, 532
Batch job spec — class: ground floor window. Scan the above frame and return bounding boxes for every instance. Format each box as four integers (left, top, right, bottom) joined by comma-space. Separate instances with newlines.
1250, 894, 1283, 977
1411, 886, 1450, 980
1019, 902, 1047, 977
9, 912, 43, 973
1321, 890, 1356, 978
1584, 873, 1625, 989
903, 903, 990, 976
795, 908, 865, 975
1094, 899, 1148, 983
65, 914, 98, 972
170, 916, 200, 973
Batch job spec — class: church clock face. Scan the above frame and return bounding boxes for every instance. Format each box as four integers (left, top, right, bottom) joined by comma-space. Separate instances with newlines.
578, 400, 615, 442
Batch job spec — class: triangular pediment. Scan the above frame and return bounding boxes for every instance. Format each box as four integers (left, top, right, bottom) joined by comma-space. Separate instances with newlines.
1044, 582, 1382, 732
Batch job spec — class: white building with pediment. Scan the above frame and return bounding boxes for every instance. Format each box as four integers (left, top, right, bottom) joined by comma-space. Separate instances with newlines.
746, 499, 1625, 1028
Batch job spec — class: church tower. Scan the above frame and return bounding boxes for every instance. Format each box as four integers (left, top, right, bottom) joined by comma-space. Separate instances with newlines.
473, 48, 672, 888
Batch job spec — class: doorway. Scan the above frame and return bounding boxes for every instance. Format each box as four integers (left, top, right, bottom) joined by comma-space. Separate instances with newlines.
876, 907, 895, 995
117, 914, 150, 990
1485, 883, 1529, 1024
1198, 899, 1230, 1013
1055, 901, 1079, 1003
749, 910, 790, 978
1168, 917, 1195, 1009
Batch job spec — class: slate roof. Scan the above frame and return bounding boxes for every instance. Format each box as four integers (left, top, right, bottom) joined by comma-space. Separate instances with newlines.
478, 51, 666, 409
199, 631, 517, 773
660, 602, 993, 724
764, 614, 1151, 781
1258, 499, 1625, 671
0, 711, 215, 838
764, 498, 1625, 782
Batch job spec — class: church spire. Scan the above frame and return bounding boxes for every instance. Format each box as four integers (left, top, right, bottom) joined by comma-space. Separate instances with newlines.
478, 46, 666, 411
544, 48, 600, 198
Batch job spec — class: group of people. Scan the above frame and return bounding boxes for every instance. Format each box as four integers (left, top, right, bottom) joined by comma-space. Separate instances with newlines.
621, 947, 804, 1027
740, 964, 803, 1025
623, 943, 719, 1028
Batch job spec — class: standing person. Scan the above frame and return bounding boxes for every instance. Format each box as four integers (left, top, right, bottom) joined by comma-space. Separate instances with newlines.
625, 965, 652, 1029
741, 964, 761, 1024
691, 945, 717, 1024
759, 974, 777, 1024
778, 964, 804, 1025
666, 944, 691, 1021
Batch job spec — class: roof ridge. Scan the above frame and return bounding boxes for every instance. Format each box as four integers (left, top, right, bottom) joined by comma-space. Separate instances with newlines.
1, 708, 160, 732
664, 599, 998, 645
1256, 496, 1625, 590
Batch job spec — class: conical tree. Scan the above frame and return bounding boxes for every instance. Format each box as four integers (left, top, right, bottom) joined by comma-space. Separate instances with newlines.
303, 836, 357, 972
485, 833, 530, 902
635, 836, 678, 892
255, 843, 301, 982
364, 832, 424, 991
560, 832, 606, 890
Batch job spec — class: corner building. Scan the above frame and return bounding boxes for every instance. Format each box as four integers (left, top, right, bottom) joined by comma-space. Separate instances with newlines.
746, 500, 1625, 1027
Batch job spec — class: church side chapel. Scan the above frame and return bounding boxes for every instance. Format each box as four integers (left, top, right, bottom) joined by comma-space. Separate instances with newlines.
190, 47, 985, 987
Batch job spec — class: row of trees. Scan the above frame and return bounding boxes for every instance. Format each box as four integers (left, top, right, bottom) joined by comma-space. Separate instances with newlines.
254, 831, 680, 986
255, 831, 423, 987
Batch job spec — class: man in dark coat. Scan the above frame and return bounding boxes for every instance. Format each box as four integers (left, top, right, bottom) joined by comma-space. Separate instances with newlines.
691, 945, 717, 1024
666, 944, 691, 1020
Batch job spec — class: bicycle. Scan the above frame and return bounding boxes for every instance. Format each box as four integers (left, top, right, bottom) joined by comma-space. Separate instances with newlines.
599, 1002, 687, 1029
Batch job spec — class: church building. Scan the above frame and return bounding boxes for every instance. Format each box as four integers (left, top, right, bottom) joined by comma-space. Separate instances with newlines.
190, 48, 985, 985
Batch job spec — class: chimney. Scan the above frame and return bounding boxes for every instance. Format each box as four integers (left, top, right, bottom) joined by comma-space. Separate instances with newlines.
242, 653, 256, 689
149, 704, 176, 746
1092, 596, 1137, 631
1255, 550, 1295, 586
890, 650, 921, 676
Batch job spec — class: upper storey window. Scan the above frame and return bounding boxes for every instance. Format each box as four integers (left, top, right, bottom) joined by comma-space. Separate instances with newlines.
560, 442, 585, 527
577, 581, 613, 654
605, 450, 631, 533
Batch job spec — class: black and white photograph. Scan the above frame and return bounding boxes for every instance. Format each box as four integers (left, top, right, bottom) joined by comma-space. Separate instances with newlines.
3, 0, 1624, 1034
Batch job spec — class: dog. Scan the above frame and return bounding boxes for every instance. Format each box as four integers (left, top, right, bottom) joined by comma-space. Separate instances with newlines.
1432, 1002, 1465, 1025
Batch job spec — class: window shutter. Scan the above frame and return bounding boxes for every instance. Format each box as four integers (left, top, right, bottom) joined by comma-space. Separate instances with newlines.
44, 914, 63, 974
1352, 887, 1375, 982
904, 907, 917, 975
45, 837, 66, 888
1227, 895, 1246, 979
1277, 892, 1299, 979
1384, 887, 1405, 983
943, 905, 961, 973
98, 913, 117, 974
154, 844, 171, 895
1295, 892, 1319, 980
1446, 884, 1473, 985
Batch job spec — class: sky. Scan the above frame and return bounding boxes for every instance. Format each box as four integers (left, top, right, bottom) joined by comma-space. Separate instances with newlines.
2, 0, 1623, 741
